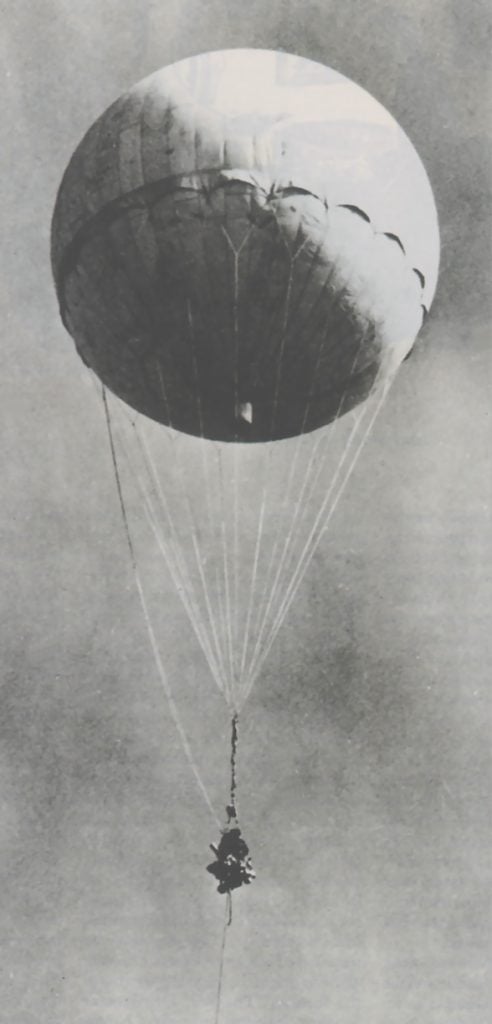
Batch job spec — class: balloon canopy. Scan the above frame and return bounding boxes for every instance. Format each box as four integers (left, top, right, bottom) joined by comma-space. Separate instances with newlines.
51, 49, 439, 442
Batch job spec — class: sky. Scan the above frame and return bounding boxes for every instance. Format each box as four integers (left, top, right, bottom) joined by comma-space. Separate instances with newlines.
1, 2, 491, 1023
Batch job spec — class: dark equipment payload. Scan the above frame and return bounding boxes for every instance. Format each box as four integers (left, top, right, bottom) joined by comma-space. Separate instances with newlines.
207, 808, 255, 894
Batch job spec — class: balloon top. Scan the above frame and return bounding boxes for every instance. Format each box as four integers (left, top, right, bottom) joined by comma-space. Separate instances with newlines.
130, 48, 440, 303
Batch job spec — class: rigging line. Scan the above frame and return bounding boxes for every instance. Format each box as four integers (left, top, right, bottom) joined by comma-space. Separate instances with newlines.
155, 358, 171, 419
269, 234, 311, 435
155, 366, 227, 681
244, 392, 370, 692
191, 532, 235, 709
213, 555, 231, 705
219, 224, 251, 394
245, 401, 369, 692
257, 311, 365, 617
246, 430, 325, 680
136, 475, 226, 695
230, 238, 244, 698
237, 494, 267, 703
269, 266, 293, 438
229, 228, 318, 701
195, 201, 239, 691
244, 251, 338, 663
101, 386, 220, 827
113, 412, 199, 632
214, 893, 232, 1024
215, 448, 236, 708
114, 414, 226, 692
220, 223, 253, 411
113, 424, 226, 700
233, 443, 274, 710
233, 208, 304, 705
215, 563, 228, 665
269, 224, 329, 367
244, 249, 313, 667
256, 323, 337, 639
187, 297, 232, 686
245, 371, 397, 696
133, 423, 212, 632
134, 422, 230, 691
154, 362, 230, 692
268, 235, 309, 440
243, 432, 330, 688
244, 438, 306, 678
247, 384, 392, 693
263, 345, 385, 641
257, 418, 344, 653
187, 298, 205, 441
229, 199, 261, 704
252, 226, 335, 388
226, 226, 299, 704
112, 424, 226, 701
247, 319, 375, 682
221, 519, 237, 711
220, 226, 254, 698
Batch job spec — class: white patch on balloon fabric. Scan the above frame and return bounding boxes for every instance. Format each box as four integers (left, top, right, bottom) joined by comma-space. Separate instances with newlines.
238, 403, 253, 425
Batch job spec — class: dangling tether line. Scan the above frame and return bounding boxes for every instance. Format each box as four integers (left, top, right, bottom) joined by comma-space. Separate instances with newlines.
101, 386, 220, 827
214, 892, 232, 1024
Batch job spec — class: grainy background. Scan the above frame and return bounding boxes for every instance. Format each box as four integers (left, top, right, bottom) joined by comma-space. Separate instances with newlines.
1, 2, 490, 1022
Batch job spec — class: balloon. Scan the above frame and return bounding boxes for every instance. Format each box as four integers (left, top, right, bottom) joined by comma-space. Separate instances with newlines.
51, 49, 439, 442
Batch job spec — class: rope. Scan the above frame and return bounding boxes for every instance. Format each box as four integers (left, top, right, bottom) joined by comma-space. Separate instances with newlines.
215, 448, 236, 708
244, 368, 397, 696
156, 363, 232, 697
230, 714, 239, 814
241, 247, 340, 692
101, 386, 220, 827
213, 892, 232, 1024
244, 315, 391, 693
128, 423, 227, 693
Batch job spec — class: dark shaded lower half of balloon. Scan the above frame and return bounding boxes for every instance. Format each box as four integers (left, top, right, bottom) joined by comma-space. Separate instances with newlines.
54, 176, 408, 442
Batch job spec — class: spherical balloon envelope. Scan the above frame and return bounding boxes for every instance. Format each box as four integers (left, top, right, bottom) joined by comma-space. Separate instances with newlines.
51, 49, 439, 443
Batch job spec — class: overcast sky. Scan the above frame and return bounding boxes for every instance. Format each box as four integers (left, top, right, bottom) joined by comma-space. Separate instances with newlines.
1, 2, 491, 1023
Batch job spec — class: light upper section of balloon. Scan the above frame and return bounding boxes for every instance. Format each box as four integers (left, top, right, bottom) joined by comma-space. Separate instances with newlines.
53, 48, 439, 305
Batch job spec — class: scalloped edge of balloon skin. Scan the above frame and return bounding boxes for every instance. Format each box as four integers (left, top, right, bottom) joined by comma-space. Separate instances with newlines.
218, 170, 428, 319
54, 167, 428, 350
